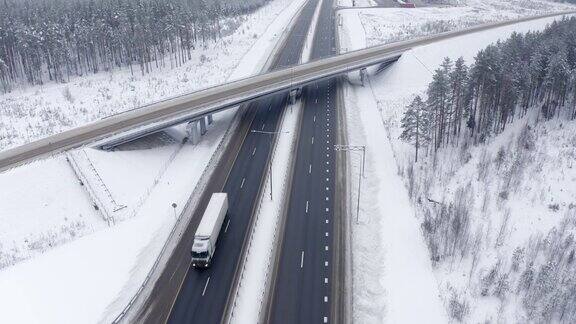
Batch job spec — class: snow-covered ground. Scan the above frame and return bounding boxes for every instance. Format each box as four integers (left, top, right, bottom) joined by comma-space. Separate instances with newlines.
338, 4, 575, 324
0, 0, 307, 322
0, 0, 304, 152
336, 0, 574, 52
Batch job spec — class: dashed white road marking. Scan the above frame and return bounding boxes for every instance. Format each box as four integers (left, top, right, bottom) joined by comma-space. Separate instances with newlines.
202, 277, 211, 296
240, 178, 246, 189
324, 296, 328, 302
306, 201, 309, 213
326, 219, 329, 224
325, 277, 329, 284
261, 123, 265, 130
301, 251, 305, 268
252, 147, 257, 156
225, 219, 231, 233
325, 261, 329, 266
325, 246, 329, 251
309, 164, 312, 174
326, 207, 330, 212
324, 317, 328, 323
314, 115, 316, 122
312, 137, 314, 145
325, 232, 329, 237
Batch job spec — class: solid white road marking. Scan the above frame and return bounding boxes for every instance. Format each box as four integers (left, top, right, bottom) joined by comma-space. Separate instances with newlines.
241, 178, 246, 189
202, 277, 211, 296
301, 251, 305, 268
225, 219, 230, 233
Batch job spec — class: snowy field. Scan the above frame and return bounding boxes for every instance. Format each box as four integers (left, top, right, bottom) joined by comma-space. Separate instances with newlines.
0, 0, 302, 152
338, 3, 575, 324
337, 0, 574, 51
0, 0, 307, 322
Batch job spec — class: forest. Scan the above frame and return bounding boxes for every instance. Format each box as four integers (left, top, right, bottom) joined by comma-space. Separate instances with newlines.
0, 0, 270, 92
400, 17, 576, 162
399, 17, 576, 323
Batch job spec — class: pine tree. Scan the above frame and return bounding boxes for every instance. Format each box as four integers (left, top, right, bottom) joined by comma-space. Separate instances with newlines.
427, 64, 451, 151
449, 57, 468, 143
400, 95, 431, 162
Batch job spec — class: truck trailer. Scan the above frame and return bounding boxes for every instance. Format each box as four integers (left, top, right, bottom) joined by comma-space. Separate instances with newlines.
191, 193, 228, 268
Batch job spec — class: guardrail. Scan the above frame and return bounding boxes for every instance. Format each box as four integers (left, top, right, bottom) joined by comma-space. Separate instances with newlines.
66, 152, 115, 226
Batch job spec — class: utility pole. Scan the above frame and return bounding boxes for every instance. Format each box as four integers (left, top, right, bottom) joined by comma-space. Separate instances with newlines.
251, 130, 290, 200
334, 145, 366, 224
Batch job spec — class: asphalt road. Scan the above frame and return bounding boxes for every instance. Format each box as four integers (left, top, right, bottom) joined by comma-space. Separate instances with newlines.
140, 0, 323, 323
268, 0, 341, 323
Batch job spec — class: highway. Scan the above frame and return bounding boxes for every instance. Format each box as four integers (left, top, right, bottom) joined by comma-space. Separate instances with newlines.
132, 0, 322, 323
268, 0, 342, 323
3, 11, 571, 172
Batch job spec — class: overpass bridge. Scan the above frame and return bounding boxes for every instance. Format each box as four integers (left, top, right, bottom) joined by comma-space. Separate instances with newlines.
0, 10, 573, 173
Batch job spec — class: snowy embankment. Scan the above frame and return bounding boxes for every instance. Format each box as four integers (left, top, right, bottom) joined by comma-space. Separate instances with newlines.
0, 0, 308, 323
338, 5, 575, 324
228, 0, 324, 321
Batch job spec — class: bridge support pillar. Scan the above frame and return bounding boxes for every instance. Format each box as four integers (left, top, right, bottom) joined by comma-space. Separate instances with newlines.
360, 68, 367, 87
186, 120, 201, 145
207, 114, 213, 125
199, 117, 207, 135
289, 88, 301, 105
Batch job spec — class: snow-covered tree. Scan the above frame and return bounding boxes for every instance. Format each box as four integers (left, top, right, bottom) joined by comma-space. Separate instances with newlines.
400, 95, 431, 162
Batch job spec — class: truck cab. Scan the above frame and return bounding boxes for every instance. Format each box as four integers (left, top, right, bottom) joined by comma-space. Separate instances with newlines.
191, 237, 212, 267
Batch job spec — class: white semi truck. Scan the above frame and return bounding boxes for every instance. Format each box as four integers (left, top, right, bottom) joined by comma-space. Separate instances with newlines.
191, 193, 228, 268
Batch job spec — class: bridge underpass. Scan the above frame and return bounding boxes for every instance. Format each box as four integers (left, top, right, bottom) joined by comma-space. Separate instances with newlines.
98, 60, 391, 151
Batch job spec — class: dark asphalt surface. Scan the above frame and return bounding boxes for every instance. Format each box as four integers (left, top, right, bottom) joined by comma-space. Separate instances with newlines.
163, 0, 321, 323
269, 0, 340, 323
